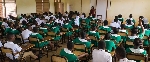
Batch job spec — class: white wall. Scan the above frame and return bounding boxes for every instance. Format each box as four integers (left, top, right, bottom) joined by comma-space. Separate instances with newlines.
90, 0, 96, 8
16, 0, 36, 14
49, 0, 55, 13
96, 0, 107, 20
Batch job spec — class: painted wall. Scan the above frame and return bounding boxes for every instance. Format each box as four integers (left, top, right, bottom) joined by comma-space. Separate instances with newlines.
82, 0, 91, 16
16, 0, 36, 14
96, 0, 107, 20
49, 0, 55, 13
107, 0, 150, 25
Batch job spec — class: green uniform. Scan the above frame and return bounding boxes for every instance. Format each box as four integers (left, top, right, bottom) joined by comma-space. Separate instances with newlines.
119, 30, 128, 43
111, 34, 121, 43
51, 26, 60, 34
63, 23, 73, 36
30, 33, 49, 48
99, 26, 111, 32
39, 27, 48, 34
118, 18, 124, 22
60, 48, 78, 62
126, 48, 147, 62
46, 22, 54, 28
5, 28, 20, 35
125, 25, 134, 29
104, 40, 116, 52
73, 37, 91, 49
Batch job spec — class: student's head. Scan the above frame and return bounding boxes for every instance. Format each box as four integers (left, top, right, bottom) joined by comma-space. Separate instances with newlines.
127, 19, 132, 25
91, 6, 94, 9
33, 27, 38, 33
113, 28, 119, 34
115, 47, 126, 59
80, 31, 86, 39
89, 13, 92, 16
121, 24, 125, 29
40, 23, 45, 27
8, 22, 14, 28
114, 19, 118, 23
118, 14, 122, 18
103, 20, 108, 26
54, 22, 58, 26
22, 20, 27, 25
67, 41, 74, 50
104, 33, 111, 40
3, 18, 7, 22
98, 40, 106, 49
131, 27, 138, 34
91, 26, 97, 31
115, 16, 118, 20
139, 16, 144, 19
27, 26, 32, 31
129, 14, 132, 18
133, 38, 143, 49
7, 33, 15, 41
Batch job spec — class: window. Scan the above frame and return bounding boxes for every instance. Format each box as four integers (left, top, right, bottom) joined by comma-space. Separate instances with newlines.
0, 0, 16, 17
36, 0, 50, 13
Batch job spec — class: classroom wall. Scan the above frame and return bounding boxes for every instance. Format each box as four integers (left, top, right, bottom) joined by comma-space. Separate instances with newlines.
107, 0, 150, 25
49, 0, 55, 13
16, 0, 36, 15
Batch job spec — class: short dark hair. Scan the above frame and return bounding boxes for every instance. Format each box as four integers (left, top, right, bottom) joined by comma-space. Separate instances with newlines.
40, 23, 45, 27
121, 24, 125, 29
80, 31, 86, 39
104, 33, 111, 40
33, 27, 38, 32
127, 19, 132, 25
118, 14, 122, 18
113, 28, 119, 34
133, 38, 143, 47
131, 27, 138, 34
67, 41, 74, 50
104, 20, 108, 26
115, 47, 126, 58
129, 14, 132, 18
7, 33, 15, 40
98, 40, 106, 49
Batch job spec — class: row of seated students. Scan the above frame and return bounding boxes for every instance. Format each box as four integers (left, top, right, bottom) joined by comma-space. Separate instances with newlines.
0, 11, 149, 62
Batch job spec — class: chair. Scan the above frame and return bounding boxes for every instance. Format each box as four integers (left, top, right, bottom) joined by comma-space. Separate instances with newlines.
29, 37, 48, 62
98, 30, 107, 35
127, 53, 148, 62
118, 32, 127, 36
51, 55, 67, 62
16, 34, 24, 44
1, 47, 26, 62
126, 41, 133, 46
74, 44, 86, 52
89, 36, 97, 41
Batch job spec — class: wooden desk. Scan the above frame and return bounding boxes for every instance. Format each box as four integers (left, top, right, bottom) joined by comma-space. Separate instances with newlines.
21, 43, 34, 51
73, 51, 84, 56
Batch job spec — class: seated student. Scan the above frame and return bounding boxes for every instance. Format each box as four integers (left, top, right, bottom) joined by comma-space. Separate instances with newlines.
51, 22, 60, 34
31, 20, 39, 29
58, 16, 64, 26
2, 18, 9, 28
87, 13, 93, 20
74, 14, 80, 26
30, 27, 53, 48
119, 24, 127, 33
21, 26, 32, 43
39, 23, 48, 34
126, 38, 147, 62
112, 16, 121, 25
92, 40, 112, 62
54, 17, 59, 23
63, 20, 73, 36
35, 15, 41, 25
99, 20, 111, 32
4, 33, 39, 60
40, 16, 46, 24
60, 41, 88, 62
4, 22, 18, 35
118, 14, 124, 23
127, 19, 146, 45
73, 31, 91, 51
87, 26, 100, 40
111, 28, 121, 43
80, 13, 86, 19
116, 47, 136, 62
110, 19, 121, 29
125, 19, 134, 29
104, 33, 116, 52
126, 14, 135, 24
20, 15, 28, 23
45, 17, 54, 28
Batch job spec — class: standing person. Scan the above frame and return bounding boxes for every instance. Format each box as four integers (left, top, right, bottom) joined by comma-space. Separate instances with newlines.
90, 6, 96, 18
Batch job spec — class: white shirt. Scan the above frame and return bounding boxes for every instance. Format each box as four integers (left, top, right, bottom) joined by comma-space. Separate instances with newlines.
45, 16, 50, 20
35, 18, 41, 25
58, 20, 64, 26
21, 29, 32, 42
110, 22, 121, 28
74, 16, 80, 26
4, 42, 22, 60
55, 19, 59, 23
20, 18, 27, 23
92, 49, 112, 62
119, 58, 136, 62
2, 22, 8, 28
0, 41, 3, 47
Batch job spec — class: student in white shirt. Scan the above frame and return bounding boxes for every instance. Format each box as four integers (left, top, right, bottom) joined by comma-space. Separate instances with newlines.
74, 14, 80, 26
0, 41, 2, 47
110, 19, 121, 28
4, 34, 38, 60
2, 18, 9, 28
115, 47, 136, 62
92, 40, 112, 62
58, 16, 64, 26
21, 26, 33, 42
35, 16, 41, 25
20, 16, 27, 23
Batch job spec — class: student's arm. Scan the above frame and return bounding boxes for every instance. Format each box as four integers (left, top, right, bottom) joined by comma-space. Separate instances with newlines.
77, 53, 88, 59
139, 18, 144, 33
